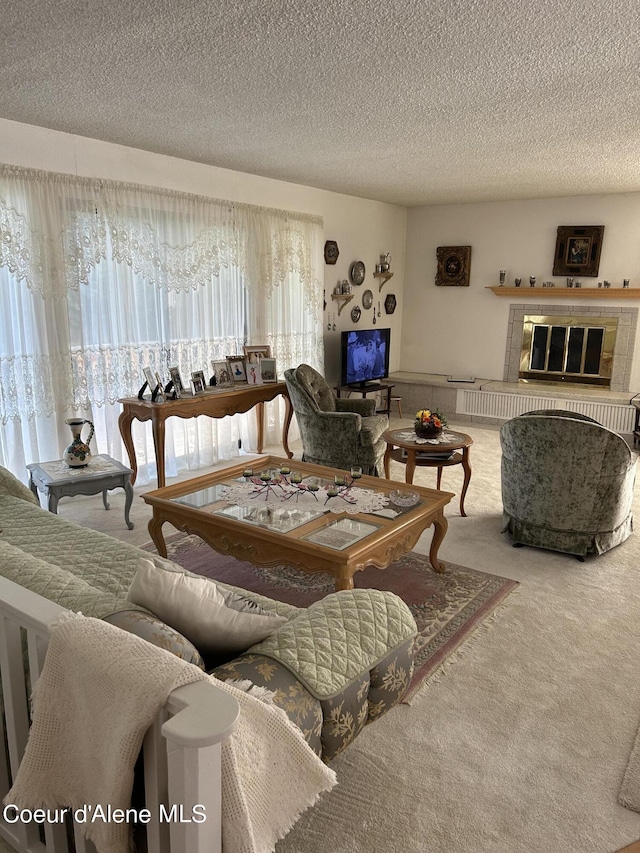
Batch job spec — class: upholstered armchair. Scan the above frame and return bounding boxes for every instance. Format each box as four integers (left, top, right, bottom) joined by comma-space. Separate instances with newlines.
500, 410, 637, 558
284, 364, 388, 475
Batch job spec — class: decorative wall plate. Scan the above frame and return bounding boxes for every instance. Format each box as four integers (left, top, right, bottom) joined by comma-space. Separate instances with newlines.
324, 240, 340, 265
350, 260, 366, 286
351, 305, 362, 323
384, 293, 397, 314
362, 289, 373, 309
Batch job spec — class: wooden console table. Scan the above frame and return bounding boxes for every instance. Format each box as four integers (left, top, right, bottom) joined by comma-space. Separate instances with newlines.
119, 382, 293, 487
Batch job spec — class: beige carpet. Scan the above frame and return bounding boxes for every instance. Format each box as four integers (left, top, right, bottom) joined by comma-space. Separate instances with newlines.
50, 420, 640, 853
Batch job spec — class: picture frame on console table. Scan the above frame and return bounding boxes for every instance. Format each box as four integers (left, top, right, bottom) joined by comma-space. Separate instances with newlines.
212, 360, 233, 388
259, 358, 277, 383
227, 355, 248, 385
191, 371, 207, 394
243, 344, 272, 363
435, 246, 472, 287
552, 225, 604, 277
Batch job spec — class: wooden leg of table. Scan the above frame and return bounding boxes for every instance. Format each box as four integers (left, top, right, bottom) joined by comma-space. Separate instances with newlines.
282, 394, 294, 459
405, 450, 416, 485
256, 402, 265, 453
459, 448, 472, 517
151, 413, 167, 489
102, 489, 110, 510
148, 515, 168, 557
384, 444, 392, 479
436, 467, 443, 489
118, 409, 138, 485
334, 574, 355, 591
429, 511, 448, 573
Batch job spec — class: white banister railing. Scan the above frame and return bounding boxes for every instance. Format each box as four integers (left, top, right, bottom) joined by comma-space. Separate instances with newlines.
0, 575, 239, 853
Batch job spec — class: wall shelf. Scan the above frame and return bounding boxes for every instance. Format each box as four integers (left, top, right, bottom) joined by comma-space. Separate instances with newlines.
486, 286, 640, 299
331, 292, 354, 315
373, 271, 394, 292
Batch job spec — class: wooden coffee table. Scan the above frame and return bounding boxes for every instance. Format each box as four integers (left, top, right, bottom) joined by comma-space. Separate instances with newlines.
142, 456, 454, 591
383, 428, 473, 516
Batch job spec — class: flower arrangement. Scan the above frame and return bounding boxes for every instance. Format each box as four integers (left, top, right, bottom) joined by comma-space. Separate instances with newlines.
414, 408, 448, 438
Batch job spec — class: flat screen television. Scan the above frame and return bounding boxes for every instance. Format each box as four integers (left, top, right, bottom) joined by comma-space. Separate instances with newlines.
341, 328, 390, 388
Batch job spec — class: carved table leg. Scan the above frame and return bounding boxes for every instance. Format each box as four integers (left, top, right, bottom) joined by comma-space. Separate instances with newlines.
282, 393, 294, 459
123, 478, 135, 530
459, 447, 472, 517
256, 402, 265, 453
383, 443, 393, 479
151, 412, 167, 488
405, 450, 417, 485
429, 510, 449, 573
334, 573, 355, 591
148, 515, 168, 557
118, 409, 138, 485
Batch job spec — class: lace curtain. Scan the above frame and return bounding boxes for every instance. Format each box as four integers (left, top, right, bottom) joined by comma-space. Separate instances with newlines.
0, 165, 324, 481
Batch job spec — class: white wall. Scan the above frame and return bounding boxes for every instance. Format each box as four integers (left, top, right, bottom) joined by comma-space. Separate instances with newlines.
404, 195, 640, 390
0, 118, 406, 386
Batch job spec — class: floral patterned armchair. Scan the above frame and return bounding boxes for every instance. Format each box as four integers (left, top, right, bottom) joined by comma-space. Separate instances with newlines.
500, 409, 637, 558
284, 364, 388, 475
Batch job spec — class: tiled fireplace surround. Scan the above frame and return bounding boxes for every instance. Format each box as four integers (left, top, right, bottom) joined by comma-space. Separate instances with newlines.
503, 304, 638, 391
389, 304, 639, 434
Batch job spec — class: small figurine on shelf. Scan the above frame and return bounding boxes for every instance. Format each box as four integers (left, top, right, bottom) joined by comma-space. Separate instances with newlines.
380, 253, 391, 272
529, 276, 536, 287
499, 270, 506, 285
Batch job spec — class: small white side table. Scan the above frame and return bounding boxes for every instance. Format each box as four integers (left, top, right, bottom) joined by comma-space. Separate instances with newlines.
27, 454, 135, 529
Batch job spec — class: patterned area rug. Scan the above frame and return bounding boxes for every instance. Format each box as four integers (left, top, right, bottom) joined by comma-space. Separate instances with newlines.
146, 533, 519, 700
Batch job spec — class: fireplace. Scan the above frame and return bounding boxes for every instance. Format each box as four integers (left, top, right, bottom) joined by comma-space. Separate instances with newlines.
519, 314, 617, 387
504, 304, 638, 392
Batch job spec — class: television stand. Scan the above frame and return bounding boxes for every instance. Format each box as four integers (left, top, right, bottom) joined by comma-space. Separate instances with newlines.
336, 381, 395, 416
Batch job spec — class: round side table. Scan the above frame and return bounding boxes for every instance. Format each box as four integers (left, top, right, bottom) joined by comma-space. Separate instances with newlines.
383, 428, 473, 516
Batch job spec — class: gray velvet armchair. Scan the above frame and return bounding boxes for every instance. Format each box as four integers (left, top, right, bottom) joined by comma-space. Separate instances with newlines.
500, 409, 637, 558
284, 364, 388, 475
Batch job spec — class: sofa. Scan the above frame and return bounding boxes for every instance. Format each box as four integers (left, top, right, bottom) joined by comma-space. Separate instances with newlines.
284, 364, 388, 475
0, 465, 416, 762
500, 409, 638, 558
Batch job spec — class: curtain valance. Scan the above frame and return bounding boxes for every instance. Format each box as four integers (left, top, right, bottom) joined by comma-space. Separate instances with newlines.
0, 164, 323, 301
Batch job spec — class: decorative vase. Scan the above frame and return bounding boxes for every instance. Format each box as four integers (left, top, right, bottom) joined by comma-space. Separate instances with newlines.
415, 424, 443, 439
64, 418, 95, 468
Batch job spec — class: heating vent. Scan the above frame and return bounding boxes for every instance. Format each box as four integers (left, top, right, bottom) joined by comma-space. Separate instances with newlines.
458, 389, 634, 434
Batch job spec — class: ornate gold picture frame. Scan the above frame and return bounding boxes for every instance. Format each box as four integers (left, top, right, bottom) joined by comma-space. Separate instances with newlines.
552, 225, 604, 277
435, 246, 472, 287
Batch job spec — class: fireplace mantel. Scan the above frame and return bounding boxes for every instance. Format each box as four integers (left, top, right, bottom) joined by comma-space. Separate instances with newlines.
487, 286, 640, 299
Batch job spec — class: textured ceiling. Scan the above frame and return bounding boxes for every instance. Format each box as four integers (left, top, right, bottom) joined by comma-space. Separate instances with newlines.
2, 0, 640, 206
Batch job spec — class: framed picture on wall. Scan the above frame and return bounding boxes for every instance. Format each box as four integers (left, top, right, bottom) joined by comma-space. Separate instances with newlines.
435, 246, 472, 286
552, 225, 604, 277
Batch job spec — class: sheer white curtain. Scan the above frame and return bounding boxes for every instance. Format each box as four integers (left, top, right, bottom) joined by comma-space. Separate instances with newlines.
0, 166, 323, 482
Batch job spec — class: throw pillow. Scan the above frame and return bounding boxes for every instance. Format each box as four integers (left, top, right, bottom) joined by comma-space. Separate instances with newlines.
128, 558, 288, 656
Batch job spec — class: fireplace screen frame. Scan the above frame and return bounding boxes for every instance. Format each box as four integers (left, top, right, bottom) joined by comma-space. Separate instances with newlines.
519, 314, 617, 387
